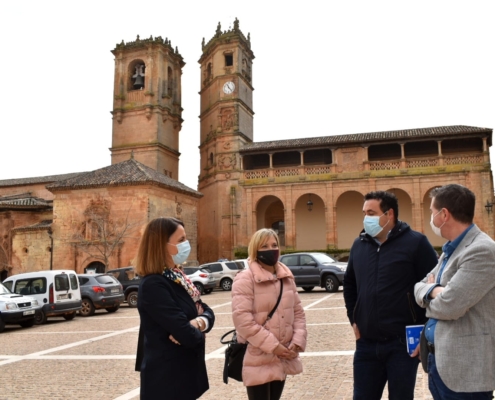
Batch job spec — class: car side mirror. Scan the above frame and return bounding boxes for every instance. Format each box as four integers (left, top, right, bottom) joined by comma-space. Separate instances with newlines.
307, 261, 317, 266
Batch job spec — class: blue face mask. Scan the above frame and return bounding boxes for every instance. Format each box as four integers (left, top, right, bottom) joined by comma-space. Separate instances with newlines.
169, 240, 191, 265
363, 213, 388, 237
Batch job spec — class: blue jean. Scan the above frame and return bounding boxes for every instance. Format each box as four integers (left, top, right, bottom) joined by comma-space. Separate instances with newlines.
428, 353, 493, 400
353, 336, 420, 400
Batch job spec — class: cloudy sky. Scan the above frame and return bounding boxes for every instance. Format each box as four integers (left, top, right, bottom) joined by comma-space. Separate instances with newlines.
1, 1, 494, 190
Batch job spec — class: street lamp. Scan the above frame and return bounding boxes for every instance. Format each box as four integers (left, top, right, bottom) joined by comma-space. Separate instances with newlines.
307, 194, 313, 212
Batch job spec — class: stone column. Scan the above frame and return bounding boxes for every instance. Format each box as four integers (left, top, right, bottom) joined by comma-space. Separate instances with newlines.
437, 141, 444, 166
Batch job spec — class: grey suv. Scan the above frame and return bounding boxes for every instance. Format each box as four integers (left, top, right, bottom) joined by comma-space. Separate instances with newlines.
107, 267, 141, 308
199, 261, 243, 291
77, 274, 125, 316
279, 252, 347, 292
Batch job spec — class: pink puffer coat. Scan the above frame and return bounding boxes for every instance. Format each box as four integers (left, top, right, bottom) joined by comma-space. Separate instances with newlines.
231, 259, 307, 386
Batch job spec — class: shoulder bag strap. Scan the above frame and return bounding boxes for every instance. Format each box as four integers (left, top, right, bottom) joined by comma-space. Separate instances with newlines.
264, 279, 284, 324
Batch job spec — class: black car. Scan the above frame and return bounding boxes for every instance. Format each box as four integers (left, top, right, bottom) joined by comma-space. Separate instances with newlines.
107, 267, 141, 308
77, 274, 125, 316
279, 252, 347, 292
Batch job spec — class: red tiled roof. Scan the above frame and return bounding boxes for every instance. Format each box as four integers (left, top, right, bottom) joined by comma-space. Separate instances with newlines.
46, 159, 202, 198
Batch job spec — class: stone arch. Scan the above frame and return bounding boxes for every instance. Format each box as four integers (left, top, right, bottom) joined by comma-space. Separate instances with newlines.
423, 186, 444, 247
336, 191, 365, 249
386, 188, 413, 226
294, 193, 326, 250
255, 195, 285, 246
84, 260, 106, 274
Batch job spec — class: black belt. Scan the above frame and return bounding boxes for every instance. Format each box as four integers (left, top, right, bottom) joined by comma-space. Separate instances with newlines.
426, 342, 435, 354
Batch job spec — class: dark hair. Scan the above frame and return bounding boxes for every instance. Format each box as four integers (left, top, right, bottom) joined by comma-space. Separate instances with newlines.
135, 217, 184, 276
364, 191, 399, 222
430, 184, 475, 224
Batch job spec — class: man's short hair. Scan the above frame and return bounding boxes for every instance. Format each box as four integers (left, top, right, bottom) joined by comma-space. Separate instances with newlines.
364, 191, 399, 222
430, 184, 475, 224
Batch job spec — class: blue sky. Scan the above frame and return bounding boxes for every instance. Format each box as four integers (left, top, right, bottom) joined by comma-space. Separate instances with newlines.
2, 1, 494, 190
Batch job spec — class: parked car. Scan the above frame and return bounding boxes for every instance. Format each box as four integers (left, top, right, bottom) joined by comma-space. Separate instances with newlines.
234, 259, 249, 270
107, 267, 141, 308
183, 267, 217, 295
0, 282, 42, 333
199, 261, 243, 291
3, 270, 82, 324
77, 274, 125, 316
279, 252, 347, 292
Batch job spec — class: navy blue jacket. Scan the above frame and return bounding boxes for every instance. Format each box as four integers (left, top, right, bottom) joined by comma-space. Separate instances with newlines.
136, 274, 215, 400
343, 221, 438, 341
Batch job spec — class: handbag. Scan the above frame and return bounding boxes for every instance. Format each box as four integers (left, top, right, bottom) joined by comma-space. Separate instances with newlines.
220, 279, 284, 384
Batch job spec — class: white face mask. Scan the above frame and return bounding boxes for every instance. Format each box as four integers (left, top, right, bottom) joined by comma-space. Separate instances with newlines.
363, 213, 388, 237
430, 210, 445, 237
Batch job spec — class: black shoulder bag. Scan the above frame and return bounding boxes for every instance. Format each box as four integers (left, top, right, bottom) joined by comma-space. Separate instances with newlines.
220, 279, 284, 384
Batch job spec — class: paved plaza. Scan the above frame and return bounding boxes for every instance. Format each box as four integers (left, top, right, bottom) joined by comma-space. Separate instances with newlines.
0, 288, 433, 400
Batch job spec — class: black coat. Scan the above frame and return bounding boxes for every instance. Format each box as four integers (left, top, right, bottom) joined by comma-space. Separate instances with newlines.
136, 274, 215, 400
343, 221, 438, 340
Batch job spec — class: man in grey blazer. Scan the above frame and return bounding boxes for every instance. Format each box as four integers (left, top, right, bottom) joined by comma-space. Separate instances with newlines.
415, 184, 495, 399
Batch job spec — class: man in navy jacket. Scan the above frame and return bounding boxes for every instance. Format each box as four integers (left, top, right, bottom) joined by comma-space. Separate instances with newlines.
343, 191, 438, 400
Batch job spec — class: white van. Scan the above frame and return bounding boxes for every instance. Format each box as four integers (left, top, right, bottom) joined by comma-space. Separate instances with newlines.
3, 270, 82, 324
0, 282, 42, 333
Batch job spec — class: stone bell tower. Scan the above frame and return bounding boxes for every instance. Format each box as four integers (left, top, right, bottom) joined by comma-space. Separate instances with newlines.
110, 35, 184, 179
197, 19, 255, 262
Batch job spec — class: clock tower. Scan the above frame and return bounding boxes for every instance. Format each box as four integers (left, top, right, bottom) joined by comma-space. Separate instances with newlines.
197, 19, 255, 262
110, 36, 184, 179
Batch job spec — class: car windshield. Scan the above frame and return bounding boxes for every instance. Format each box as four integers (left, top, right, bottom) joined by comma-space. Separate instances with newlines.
0, 283, 12, 294
312, 253, 337, 264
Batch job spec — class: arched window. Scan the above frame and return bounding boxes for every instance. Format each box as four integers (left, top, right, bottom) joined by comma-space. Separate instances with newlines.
128, 60, 146, 90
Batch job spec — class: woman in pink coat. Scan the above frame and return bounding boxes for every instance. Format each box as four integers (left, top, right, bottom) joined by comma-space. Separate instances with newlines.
232, 228, 307, 400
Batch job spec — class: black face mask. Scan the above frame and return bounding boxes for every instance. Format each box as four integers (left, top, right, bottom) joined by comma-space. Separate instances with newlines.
256, 249, 280, 266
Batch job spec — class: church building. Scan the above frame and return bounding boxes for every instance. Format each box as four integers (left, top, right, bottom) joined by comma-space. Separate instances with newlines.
1, 20, 494, 278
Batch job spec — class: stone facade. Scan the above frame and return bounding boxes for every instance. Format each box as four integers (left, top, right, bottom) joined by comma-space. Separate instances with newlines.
0, 20, 494, 276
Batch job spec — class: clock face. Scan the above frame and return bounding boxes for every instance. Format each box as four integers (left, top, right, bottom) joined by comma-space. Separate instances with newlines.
223, 81, 235, 94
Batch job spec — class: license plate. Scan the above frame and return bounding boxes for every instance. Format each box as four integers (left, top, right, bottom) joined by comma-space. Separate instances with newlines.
58, 294, 68, 300
23, 310, 35, 316
111, 288, 119, 293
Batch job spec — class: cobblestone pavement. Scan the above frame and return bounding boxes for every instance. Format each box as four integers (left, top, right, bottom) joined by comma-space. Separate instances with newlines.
0, 288, 434, 400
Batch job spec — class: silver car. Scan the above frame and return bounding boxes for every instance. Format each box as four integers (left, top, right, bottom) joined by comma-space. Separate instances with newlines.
198, 261, 243, 291
183, 267, 217, 295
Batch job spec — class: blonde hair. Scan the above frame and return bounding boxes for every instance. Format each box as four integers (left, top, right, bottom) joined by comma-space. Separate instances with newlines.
135, 217, 184, 276
247, 228, 280, 260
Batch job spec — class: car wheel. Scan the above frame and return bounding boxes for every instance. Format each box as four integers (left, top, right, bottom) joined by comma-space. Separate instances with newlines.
63, 312, 76, 320
106, 305, 120, 313
19, 319, 35, 328
80, 299, 95, 317
127, 291, 138, 308
0, 319, 6, 333
221, 278, 233, 291
324, 275, 339, 293
204, 289, 213, 294
302, 286, 314, 292
194, 282, 205, 294
34, 310, 47, 325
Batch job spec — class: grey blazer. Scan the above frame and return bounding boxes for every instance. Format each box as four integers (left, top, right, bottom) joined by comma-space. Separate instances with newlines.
415, 225, 495, 392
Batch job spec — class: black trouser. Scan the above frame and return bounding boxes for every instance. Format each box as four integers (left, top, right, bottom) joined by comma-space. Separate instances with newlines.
246, 380, 285, 400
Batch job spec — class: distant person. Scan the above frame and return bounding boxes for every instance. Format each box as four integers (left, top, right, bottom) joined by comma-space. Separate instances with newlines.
343, 191, 438, 400
135, 217, 215, 400
415, 184, 495, 399
232, 228, 307, 400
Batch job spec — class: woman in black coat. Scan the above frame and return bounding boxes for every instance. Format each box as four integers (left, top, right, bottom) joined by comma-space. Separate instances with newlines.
135, 217, 215, 400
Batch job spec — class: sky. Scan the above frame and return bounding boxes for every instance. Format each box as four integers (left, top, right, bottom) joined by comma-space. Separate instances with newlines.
1, 1, 495, 190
